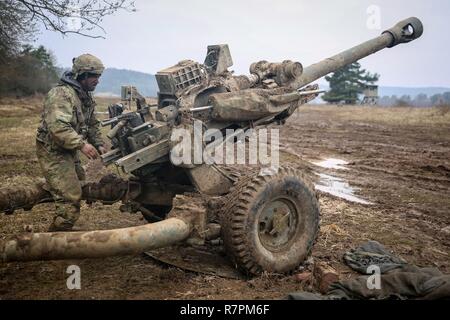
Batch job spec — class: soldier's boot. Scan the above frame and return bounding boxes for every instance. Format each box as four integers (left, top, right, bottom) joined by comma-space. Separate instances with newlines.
48, 217, 76, 232
48, 202, 81, 232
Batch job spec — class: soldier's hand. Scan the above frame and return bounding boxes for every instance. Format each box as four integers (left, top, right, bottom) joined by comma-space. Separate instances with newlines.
81, 143, 99, 160
98, 146, 108, 155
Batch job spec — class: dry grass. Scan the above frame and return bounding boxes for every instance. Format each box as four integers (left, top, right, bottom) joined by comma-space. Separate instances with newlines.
305, 104, 450, 127
94, 96, 120, 112
315, 196, 449, 273
436, 104, 450, 116
0, 95, 43, 117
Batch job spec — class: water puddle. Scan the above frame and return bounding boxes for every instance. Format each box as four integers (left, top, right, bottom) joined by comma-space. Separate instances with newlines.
312, 158, 349, 170
311, 158, 373, 205
314, 173, 373, 205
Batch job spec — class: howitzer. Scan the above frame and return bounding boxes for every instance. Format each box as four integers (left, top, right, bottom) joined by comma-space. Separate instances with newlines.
1, 18, 423, 275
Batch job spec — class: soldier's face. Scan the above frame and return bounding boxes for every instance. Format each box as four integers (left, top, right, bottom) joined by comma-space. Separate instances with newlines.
80, 74, 101, 92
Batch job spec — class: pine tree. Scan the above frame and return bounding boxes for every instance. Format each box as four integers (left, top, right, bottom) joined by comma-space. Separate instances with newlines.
322, 62, 379, 105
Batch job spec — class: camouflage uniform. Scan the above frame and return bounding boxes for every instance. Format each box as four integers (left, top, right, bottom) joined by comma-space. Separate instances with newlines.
36, 54, 105, 231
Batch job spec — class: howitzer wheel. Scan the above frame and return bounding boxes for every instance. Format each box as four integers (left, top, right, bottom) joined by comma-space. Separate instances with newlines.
221, 167, 320, 275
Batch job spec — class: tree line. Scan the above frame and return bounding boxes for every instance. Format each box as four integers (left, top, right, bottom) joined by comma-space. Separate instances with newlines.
379, 92, 450, 107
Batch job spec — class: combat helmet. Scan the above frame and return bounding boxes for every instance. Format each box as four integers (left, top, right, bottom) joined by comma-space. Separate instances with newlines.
72, 54, 105, 79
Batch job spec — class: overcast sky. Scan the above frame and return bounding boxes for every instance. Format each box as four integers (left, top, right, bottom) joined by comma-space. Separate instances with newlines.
36, 0, 450, 87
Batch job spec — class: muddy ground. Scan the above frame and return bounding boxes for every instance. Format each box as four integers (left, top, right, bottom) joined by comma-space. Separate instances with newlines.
0, 97, 449, 299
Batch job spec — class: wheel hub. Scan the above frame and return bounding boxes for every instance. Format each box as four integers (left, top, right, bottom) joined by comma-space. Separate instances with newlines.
258, 198, 298, 251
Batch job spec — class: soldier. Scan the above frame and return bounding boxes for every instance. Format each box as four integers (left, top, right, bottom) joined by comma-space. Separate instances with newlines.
36, 54, 107, 231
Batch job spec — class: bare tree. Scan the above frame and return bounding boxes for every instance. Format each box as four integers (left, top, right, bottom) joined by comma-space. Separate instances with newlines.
14, 0, 135, 38
0, 0, 36, 58
0, 0, 135, 60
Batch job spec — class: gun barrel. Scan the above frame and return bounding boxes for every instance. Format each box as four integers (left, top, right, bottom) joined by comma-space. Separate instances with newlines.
0, 218, 191, 262
106, 120, 127, 139
289, 17, 423, 89
297, 89, 326, 96
190, 106, 213, 112
101, 117, 119, 127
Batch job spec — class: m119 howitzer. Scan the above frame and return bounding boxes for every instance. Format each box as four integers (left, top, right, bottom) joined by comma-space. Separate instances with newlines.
0, 18, 423, 275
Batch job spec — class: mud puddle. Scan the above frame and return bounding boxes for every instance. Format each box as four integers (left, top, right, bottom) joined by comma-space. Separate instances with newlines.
314, 173, 373, 205
312, 158, 373, 205
313, 158, 349, 170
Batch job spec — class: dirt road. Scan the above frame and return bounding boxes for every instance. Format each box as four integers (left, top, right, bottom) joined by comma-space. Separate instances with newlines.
0, 99, 449, 299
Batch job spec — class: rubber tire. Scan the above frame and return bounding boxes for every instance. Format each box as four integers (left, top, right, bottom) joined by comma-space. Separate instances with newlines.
221, 167, 320, 275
